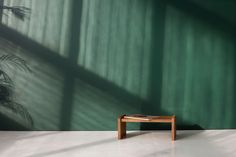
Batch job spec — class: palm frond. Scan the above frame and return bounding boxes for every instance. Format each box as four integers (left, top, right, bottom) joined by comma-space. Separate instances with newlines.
0, 84, 12, 102
0, 101, 33, 127
0, 54, 31, 72
0, 54, 33, 127
0, 70, 14, 102
0, 5, 31, 20
11, 6, 31, 20
0, 69, 14, 88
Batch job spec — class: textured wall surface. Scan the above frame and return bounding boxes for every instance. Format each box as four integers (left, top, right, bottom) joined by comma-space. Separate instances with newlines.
162, 6, 236, 128
0, 0, 235, 130
78, 0, 153, 99
2, 0, 72, 57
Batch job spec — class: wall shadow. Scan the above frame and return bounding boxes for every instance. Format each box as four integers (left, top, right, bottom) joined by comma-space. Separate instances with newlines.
0, 0, 235, 131
164, 0, 236, 129
0, 23, 149, 130
139, 0, 205, 130
233, 42, 236, 127
141, 0, 236, 130
0, 0, 3, 22
59, 0, 82, 130
25, 137, 115, 157
140, 0, 169, 130
166, 0, 236, 36
0, 112, 30, 130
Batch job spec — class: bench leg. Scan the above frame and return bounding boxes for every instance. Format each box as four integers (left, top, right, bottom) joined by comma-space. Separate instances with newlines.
171, 116, 176, 141
118, 116, 126, 139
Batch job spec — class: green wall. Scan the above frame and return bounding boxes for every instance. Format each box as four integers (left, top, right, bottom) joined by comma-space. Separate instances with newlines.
0, 0, 236, 130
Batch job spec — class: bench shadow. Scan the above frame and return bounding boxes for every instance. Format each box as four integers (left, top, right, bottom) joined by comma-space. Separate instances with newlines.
176, 130, 204, 140
125, 131, 150, 139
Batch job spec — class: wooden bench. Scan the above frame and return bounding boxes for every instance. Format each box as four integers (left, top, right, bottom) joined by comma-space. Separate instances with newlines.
117, 115, 176, 141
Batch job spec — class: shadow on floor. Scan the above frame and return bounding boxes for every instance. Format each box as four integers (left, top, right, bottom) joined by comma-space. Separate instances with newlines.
176, 130, 204, 140
125, 131, 150, 139
25, 137, 116, 157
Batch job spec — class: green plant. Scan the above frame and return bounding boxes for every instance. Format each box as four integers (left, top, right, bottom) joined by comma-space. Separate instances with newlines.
0, 54, 33, 127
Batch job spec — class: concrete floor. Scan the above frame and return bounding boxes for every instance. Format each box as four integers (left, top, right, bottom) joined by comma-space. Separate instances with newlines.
0, 130, 235, 157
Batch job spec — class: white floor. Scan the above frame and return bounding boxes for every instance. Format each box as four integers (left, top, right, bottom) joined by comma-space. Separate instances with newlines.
0, 130, 235, 157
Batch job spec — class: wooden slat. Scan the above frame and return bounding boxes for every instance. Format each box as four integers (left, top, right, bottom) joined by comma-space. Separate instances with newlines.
122, 118, 173, 123
122, 115, 174, 123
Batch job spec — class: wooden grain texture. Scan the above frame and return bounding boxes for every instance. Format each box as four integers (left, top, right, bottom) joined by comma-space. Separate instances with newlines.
171, 115, 176, 140
122, 116, 173, 123
118, 115, 176, 141
118, 115, 126, 139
